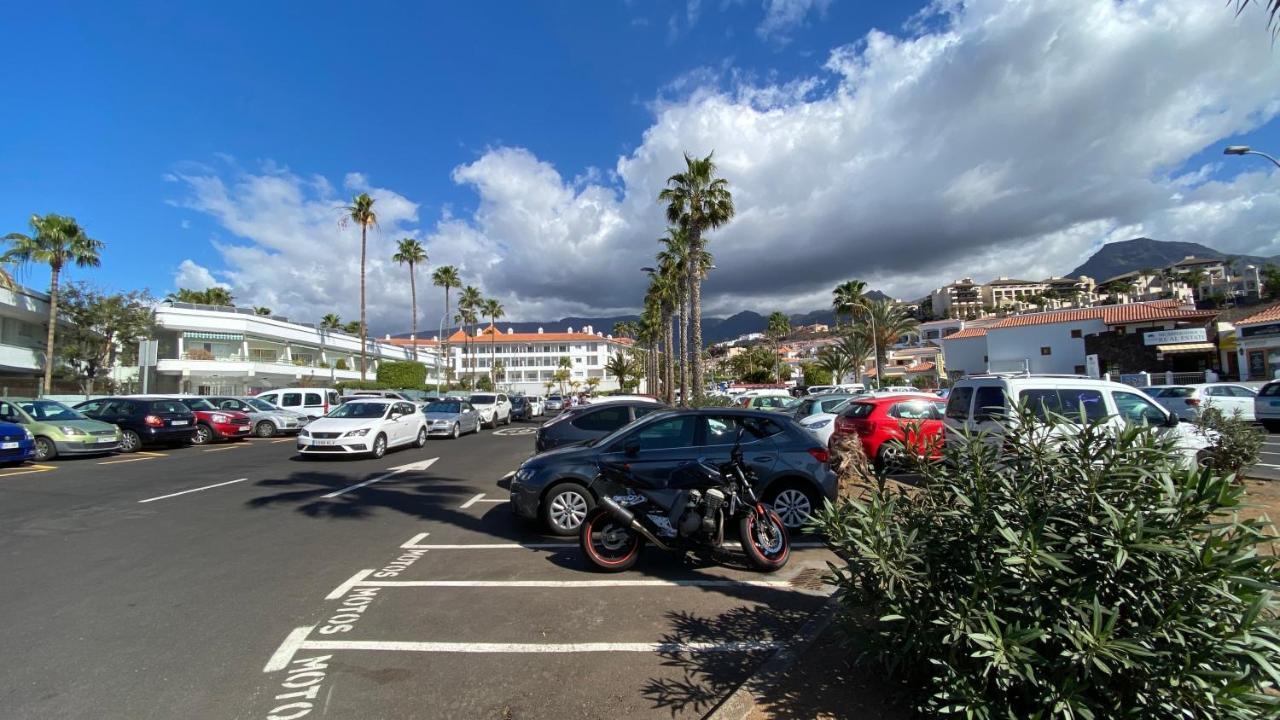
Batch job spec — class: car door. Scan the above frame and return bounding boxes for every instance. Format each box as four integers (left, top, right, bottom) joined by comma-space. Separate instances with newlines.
397, 402, 420, 443
1227, 385, 1258, 421
497, 394, 510, 420
278, 392, 303, 414
698, 413, 781, 480
462, 402, 479, 432
598, 414, 700, 490
302, 392, 326, 419
1202, 386, 1235, 417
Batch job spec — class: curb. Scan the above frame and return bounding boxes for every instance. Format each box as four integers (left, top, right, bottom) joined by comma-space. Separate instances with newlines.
703, 597, 840, 720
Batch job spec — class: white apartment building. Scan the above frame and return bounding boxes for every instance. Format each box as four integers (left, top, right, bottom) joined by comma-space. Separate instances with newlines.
981, 278, 1048, 310
394, 324, 636, 395
0, 284, 57, 392
152, 303, 441, 395
930, 278, 984, 319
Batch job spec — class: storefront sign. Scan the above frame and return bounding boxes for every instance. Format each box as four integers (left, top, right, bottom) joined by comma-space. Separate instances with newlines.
1241, 323, 1280, 339
1142, 328, 1207, 346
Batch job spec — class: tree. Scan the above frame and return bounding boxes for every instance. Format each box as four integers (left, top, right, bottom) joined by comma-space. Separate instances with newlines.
659, 152, 735, 403
800, 362, 832, 387
1234, 0, 1280, 34
767, 311, 791, 384
586, 376, 601, 394
343, 193, 378, 380
482, 297, 505, 385
605, 352, 635, 391
1261, 264, 1280, 300
342, 320, 361, 335
3, 213, 104, 393
320, 314, 342, 331
1184, 269, 1208, 301
648, 268, 679, 405
454, 306, 478, 389
392, 238, 428, 362
612, 321, 637, 339
166, 287, 235, 306
254, 306, 272, 316
57, 283, 156, 394
432, 265, 462, 383
832, 279, 868, 328
459, 286, 483, 390
834, 331, 875, 384
851, 302, 914, 383
817, 345, 852, 385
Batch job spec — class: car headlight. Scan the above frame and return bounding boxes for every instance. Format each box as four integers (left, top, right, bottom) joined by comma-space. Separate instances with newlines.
300, 428, 310, 437
434, 419, 450, 426
22, 428, 33, 440
59, 425, 87, 436
805, 418, 832, 429
344, 428, 370, 437
514, 467, 534, 483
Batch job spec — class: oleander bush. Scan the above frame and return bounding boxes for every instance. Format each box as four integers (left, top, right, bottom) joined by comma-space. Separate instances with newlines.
1194, 406, 1263, 475
812, 409, 1280, 719
375, 360, 426, 388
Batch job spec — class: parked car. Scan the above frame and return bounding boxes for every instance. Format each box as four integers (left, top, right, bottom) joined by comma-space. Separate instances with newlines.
422, 399, 482, 438
73, 397, 198, 452
512, 408, 836, 534
792, 393, 859, 422
254, 388, 342, 419
584, 394, 661, 405
544, 395, 565, 412
1256, 381, 1280, 431
739, 395, 798, 412
1147, 383, 1257, 422
297, 399, 427, 458
534, 400, 668, 453
203, 396, 310, 437
0, 419, 35, 465
0, 398, 121, 461
510, 395, 535, 422
525, 395, 545, 418
829, 395, 947, 470
168, 397, 252, 444
943, 375, 1210, 468
804, 385, 838, 395
469, 393, 512, 428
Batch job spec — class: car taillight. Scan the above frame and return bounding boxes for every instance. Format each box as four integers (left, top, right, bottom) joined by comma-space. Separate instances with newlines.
834, 417, 855, 435
856, 420, 875, 436
807, 447, 830, 464
1186, 398, 1200, 406
144, 415, 164, 427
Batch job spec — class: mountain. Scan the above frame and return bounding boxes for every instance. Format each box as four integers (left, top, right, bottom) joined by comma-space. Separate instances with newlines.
1068, 238, 1275, 282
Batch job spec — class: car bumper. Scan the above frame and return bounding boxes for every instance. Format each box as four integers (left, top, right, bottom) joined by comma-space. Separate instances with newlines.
508, 476, 542, 520
296, 437, 375, 454
210, 422, 253, 439
0, 439, 36, 463
54, 437, 121, 455
144, 427, 197, 443
426, 423, 459, 436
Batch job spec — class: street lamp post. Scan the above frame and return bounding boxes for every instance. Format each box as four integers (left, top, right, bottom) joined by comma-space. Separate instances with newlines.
853, 304, 879, 389
437, 312, 449, 396
1224, 145, 1280, 169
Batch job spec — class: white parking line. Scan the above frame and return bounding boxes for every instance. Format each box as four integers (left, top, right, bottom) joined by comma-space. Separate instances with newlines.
459, 493, 486, 509
1253, 462, 1280, 469
321, 457, 438, 499
326, 570, 794, 595
393, 541, 826, 550
263, 626, 317, 672
138, 477, 249, 503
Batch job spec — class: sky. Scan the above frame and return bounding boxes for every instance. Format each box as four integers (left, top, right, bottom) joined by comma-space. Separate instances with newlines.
4, 0, 1280, 335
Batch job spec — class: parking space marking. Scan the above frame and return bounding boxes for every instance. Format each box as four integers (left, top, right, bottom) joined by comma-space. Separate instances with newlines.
1253, 462, 1280, 469
136, 451, 168, 457
327, 569, 795, 594
459, 493, 486, 509
321, 457, 439, 499
270, 438, 293, 444
138, 477, 249, 503
263, 626, 318, 672
98, 456, 153, 465
202, 444, 244, 452
0, 463, 57, 478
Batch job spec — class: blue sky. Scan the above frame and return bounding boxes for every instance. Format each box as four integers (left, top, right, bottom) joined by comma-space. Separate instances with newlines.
4, 1, 1280, 331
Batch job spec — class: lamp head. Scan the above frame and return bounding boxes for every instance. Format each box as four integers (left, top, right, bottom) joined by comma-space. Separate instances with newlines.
1224, 145, 1252, 155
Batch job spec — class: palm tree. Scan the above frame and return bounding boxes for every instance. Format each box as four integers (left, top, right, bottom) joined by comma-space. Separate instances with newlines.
4, 214, 103, 393
637, 308, 660, 396
853, 300, 918, 378
432, 265, 462, 383
392, 238, 428, 362
816, 345, 851, 385
482, 298, 505, 386
833, 332, 874, 384
767, 311, 791, 383
647, 270, 679, 405
605, 352, 634, 391
658, 226, 710, 405
831, 279, 868, 328
254, 306, 272, 316
342, 320, 361, 335
659, 152, 735, 403
343, 193, 377, 380
612, 321, 636, 339
454, 307, 478, 390
320, 313, 342, 331
459, 286, 483, 390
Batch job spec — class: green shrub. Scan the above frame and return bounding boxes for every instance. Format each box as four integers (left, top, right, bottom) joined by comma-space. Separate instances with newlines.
1194, 406, 1263, 475
691, 394, 736, 408
812, 409, 1280, 719
376, 360, 426, 388
334, 358, 349, 370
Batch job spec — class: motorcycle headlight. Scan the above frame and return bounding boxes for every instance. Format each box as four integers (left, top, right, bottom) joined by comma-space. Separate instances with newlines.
344, 428, 370, 437
59, 425, 87, 436
211, 413, 231, 424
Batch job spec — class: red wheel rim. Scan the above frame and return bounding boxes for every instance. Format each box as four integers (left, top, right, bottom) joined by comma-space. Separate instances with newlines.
584, 514, 639, 567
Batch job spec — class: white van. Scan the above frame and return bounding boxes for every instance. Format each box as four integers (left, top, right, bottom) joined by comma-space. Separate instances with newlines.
254, 388, 342, 419
944, 374, 1210, 468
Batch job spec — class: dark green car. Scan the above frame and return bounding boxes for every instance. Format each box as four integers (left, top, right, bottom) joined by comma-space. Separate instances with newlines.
0, 398, 122, 461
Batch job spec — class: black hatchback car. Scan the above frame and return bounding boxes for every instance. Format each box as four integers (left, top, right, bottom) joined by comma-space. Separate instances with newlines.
512, 407, 837, 535
533, 400, 667, 452
73, 397, 198, 453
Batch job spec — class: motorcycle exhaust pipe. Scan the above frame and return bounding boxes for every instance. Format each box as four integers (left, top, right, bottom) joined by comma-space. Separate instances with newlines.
598, 497, 673, 551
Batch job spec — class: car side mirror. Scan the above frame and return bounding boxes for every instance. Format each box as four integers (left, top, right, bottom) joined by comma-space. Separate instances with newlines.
389, 413, 402, 421
624, 443, 640, 458
1163, 412, 1180, 428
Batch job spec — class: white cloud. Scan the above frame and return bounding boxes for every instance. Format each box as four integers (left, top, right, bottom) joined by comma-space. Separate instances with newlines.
174, 0, 1280, 329
756, 0, 831, 46
173, 259, 229, 291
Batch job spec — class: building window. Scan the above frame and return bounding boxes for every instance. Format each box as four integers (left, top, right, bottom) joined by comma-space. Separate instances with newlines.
1070, 329, 1082, 339
1074, 365, 1086, 374
1040, 347, 1052, 356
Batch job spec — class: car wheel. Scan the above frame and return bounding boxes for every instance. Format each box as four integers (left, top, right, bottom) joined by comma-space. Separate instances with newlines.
542, 483, 594, 536
503, 412, 511, 426
414, 427, 428, 448
449, 423, 460, 439
33, 437, 56, 462
119, 429, 141, 453
192, 424, 214, 445
370, 433, 387, 459
255, 421, 277, 438
876, 441, 906, 473
767, 484, 819, 530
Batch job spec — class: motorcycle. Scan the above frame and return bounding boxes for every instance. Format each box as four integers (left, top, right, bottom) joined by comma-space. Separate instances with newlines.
578, 428, 790, 573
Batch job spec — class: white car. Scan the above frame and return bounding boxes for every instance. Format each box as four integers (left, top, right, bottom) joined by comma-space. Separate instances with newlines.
583, 394, 661, 405
805, 385, 838, 395
525, 395, 545, 418
296, 399, 427, 458
1256, 381, 1280, 431
469, 393, 512, 429
798, 399, 852, 447
1148, 383, 1257, 423
255, 388, 342, 420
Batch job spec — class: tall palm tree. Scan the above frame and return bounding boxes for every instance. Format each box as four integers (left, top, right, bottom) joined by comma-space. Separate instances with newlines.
3, 214, 103, 393
647, 270, 678, 405
658, 226, 709, 405
637, 308, 661, 396
767, 311, 791, 383
612, 321, 636, 339
853, 300, 918, 378
482, 298, 505, 386
833, 332, 874, 384
605, 352, 634, 391
459, 285, 484, 390
343, 193, 378, 380
392, 238, 428, 362
453, 308, 477, 388
432, 265, 462, 383
831, 279, 868, 328
320, 313, 342, 331
816, 345, 851, 385
659, 152, 735, 403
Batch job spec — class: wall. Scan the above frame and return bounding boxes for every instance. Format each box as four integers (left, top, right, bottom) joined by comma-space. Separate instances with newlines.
984, 319, 1107, 374
939, 336, 988, 377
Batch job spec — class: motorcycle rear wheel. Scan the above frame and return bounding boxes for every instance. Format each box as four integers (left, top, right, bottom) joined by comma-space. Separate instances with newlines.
738, 507, 790, 572
580, 508, 642, 572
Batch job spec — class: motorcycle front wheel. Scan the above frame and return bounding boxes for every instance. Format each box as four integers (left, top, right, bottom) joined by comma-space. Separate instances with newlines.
580, 508, 643, 572
739, 507, 790, 572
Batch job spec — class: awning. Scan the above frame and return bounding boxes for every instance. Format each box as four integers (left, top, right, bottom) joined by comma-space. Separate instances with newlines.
1156, 342, 1216, 354
183, 331, 244, 342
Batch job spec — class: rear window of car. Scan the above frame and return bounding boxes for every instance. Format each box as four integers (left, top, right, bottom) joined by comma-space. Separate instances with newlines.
1260, 382, 1280, 397
150, 400, 190, 414
572, 405, 630, 432
470, 395, 496, 405
945, 386, 974, 420
841, 402, 876, 419
1019, 389, 1107, 423
973, 386, 1007, 419
888, 400, 942, 420
1152, 386, 1195, 398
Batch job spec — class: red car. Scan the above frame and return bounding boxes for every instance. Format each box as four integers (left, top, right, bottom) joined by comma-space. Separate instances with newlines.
830, 394, 947, 470
174, 397, 252, 445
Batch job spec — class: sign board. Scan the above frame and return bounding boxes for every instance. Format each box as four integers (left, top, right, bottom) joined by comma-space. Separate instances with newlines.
138, 339, 159, 367
1084, 354, 1100, 379
1142, 328, 1207, 346
1241, 323, 1280, 340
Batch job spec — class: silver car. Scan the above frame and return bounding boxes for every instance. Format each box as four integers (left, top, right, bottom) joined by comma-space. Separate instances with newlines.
422, 399, 482, 439
204, 396, 310, 437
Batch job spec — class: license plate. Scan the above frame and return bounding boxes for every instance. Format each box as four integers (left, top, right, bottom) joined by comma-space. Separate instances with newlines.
236, 427, 250, 433
1, 442, 18, 449
310, 439, 337, 446
171, 420, 189, 426
96, 438, 116, 444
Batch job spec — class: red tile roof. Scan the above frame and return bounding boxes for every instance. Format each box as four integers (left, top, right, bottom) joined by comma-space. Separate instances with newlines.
944, 327, 987, 339
905, 361, 936, 373
1236, 303, 1280, 327
989, 301, 1214, 329
396, 326, 633, 344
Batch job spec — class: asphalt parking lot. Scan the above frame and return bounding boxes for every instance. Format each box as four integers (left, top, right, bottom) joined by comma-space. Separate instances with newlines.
0, 419, 834, 719
1251, 429, 1280, 481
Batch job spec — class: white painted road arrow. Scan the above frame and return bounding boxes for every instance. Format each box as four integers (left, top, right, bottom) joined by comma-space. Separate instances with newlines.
321, 457, 439, 498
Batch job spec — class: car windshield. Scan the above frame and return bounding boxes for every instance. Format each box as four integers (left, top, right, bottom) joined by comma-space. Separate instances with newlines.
426, 402, 461, 414
1153, 386, 1195, 398
326, 402, 388, 419
182, 398, 217, 411
16, 400, 84, 421
470, 394, 496, 405
247, 398, 278, 411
